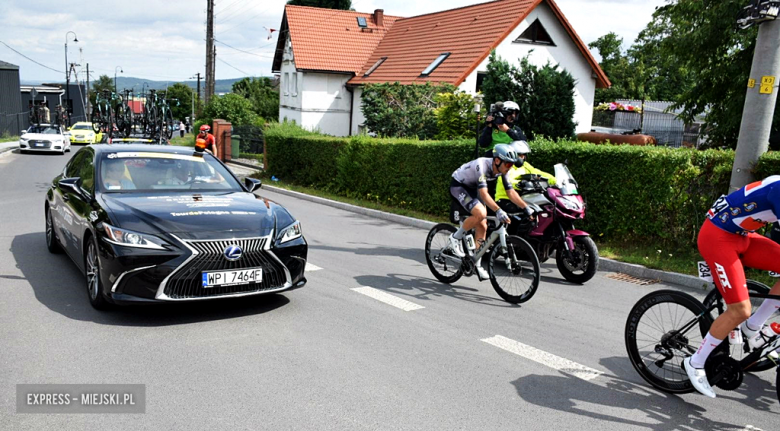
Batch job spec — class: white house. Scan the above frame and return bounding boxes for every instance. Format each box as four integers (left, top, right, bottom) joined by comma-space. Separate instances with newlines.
272, 0, 610, 137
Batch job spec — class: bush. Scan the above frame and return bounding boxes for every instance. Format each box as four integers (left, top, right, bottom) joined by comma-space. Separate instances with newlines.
265, 124, 780, 251
434, 91, 479, 140
361, 82, 456, 139
200, 93, 258, 127
482, 51, 577, 140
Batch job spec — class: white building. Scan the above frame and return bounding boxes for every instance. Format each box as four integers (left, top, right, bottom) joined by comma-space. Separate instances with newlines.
272, 0, 610, 137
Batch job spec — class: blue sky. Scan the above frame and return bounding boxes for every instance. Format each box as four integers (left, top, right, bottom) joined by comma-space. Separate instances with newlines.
0, 0, 668, 83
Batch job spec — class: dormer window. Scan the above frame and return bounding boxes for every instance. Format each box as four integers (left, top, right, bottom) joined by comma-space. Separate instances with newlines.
514, 19, 555, 46
364, 57, 387, 77
420, 52, 450, 77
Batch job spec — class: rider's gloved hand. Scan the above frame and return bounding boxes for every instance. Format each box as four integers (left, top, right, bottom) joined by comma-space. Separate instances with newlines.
524, 206, 536, 218
496, 208, 511, 224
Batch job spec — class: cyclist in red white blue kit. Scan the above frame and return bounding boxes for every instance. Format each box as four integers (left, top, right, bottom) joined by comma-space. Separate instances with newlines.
686, 175, 780, 398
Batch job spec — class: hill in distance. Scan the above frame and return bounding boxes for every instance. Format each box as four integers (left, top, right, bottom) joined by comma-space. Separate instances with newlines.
21, 76, 271, 94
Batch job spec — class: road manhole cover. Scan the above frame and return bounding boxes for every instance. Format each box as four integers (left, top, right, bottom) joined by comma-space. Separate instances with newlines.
605, 272, 659, 285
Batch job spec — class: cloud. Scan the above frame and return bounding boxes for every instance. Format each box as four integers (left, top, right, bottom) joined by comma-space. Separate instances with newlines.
2, 0, 665, 83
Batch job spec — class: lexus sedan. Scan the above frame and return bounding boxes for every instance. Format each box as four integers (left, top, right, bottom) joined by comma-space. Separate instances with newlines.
45, 144, 307, 309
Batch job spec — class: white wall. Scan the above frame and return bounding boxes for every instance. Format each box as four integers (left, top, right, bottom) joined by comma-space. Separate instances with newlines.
350, 87, 365, 136
277, 34, 352, 136
458, 2, 596, 134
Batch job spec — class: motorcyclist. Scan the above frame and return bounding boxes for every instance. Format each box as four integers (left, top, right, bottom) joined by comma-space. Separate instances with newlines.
494, 140, 557, 211
448, 144, 534, 279
478, 101, 528, 156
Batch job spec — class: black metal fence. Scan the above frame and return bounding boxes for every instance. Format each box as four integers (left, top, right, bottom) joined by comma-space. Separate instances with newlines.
232, 125, 264, 155
591, 100, 706, 148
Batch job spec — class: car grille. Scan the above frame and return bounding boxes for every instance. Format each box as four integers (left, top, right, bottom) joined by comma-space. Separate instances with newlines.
29, 140, 51, 148
162, 237, 288, 299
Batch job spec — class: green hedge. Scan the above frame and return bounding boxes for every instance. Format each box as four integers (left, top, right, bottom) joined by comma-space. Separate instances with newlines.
265, 123, 780, 250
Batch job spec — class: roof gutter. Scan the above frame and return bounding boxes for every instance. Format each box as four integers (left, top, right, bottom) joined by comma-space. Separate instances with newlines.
348, 86, 354, 136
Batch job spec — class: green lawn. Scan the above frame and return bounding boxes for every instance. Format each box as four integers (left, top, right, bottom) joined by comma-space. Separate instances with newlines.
169, 133, 195, 147
1, 134, 19, 143
251, 170, 779, 285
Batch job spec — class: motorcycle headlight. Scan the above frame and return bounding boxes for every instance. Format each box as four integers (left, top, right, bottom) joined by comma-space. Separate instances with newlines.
102, 223, 167, 249
560, 197, 581, 211
277, 221, 302, 244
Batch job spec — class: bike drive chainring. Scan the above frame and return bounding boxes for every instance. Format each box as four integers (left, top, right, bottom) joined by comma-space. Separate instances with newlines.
705, 353, 744, 391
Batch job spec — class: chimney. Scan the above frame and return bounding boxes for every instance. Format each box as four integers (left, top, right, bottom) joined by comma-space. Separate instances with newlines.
374, 9, 384, 27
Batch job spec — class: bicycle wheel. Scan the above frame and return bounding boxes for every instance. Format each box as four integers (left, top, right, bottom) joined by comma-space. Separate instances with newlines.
122, 105, 132, 137
488, 235, 540, 304
164, 109, 174, 139
625, 290, 713, 393
148, 106, 158, 138
424, 223, 463, 284
702, 279, 776, 372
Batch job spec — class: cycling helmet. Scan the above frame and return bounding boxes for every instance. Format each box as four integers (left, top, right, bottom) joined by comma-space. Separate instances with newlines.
492, 144, 519, 164
199, 124, 211, 132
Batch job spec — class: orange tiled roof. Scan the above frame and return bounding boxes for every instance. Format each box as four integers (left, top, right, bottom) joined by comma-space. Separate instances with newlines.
272, 5, 402, 74
348, 0, 610, 88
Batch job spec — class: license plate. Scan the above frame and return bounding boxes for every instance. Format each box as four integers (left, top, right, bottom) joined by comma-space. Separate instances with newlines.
35, 143, 44, 147
202, 268, 263, 288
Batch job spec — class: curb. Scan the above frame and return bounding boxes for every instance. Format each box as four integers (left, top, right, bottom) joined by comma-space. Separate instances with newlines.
263, 184, 711, 291
0, 144, 19, 155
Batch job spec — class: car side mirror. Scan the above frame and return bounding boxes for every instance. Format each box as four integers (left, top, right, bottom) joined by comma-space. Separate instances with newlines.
58, 177, 83, 196
244, 177, 262, 193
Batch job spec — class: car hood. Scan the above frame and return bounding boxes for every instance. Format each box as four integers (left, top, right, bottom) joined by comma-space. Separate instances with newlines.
22, 133, 64, 140
70, 130, 95, 135
100, 191, 293, 240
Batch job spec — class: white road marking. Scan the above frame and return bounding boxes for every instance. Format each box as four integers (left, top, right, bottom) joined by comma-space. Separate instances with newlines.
351, 287, 425, 311
305, 263, 322, 272
481, 335, 603, 381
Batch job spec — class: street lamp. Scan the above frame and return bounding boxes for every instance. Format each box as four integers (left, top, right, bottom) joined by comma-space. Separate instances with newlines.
114, 66, 123, 94
64, 31, 78, 126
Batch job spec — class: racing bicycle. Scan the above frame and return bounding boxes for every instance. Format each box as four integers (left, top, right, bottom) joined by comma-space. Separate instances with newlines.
625, 284, 780, 403
425, 213, 541, 304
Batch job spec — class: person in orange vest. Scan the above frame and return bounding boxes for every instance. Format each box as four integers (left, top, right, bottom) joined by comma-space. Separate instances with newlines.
195, 124, 218, 158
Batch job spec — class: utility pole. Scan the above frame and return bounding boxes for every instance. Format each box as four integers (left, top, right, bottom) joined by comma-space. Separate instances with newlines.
192, 72, 202, 117
731, 2, 780, 190
205, 0, 215, 104
86, 63, 90, 120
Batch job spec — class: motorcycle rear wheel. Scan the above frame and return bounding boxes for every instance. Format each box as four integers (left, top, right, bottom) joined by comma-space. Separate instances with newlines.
556, 236, 599, 284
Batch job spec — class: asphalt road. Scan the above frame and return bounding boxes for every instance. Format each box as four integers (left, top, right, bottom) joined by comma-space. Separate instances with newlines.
1, 147, 778, 430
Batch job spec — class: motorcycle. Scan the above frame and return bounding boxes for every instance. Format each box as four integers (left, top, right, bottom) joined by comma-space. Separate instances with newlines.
501, 163, 599, 284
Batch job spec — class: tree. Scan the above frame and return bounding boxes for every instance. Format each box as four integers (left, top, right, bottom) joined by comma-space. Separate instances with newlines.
201, 93, 258, 126
482, 52, 577, 140
165, 83, 195, 123
633, 0, 764, 147
231, 77, 279, 121
286, 0, 351, 9
90, 75, 114, 105
361, 82, 455, 139
588, 33, 637, 103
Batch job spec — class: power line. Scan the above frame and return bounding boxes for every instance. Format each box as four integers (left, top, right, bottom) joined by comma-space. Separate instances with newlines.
216, 0, 246, 14
218, 6, 274, 35
0, 40, 64, 74
214, 39, 275, 58
216, 57, 252, 76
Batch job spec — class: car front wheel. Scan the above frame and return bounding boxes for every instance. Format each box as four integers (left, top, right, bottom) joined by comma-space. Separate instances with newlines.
85, 237, 110, 310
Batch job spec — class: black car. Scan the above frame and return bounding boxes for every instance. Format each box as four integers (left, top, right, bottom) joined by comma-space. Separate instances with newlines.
45, 144, 307, 309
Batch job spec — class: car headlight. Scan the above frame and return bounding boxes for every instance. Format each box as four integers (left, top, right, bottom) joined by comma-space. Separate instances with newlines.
277, 221, 302, 244
102, 223, 167, 249
20, 137, 28, 142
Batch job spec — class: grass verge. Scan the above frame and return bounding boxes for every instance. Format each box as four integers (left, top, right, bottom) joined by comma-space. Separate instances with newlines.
252, 171, 779, 286
170, 133, 195, 147
1, 133, 19, 143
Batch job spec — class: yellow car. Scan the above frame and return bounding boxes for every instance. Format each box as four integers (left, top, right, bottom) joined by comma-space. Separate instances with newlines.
68, 122, 103, 144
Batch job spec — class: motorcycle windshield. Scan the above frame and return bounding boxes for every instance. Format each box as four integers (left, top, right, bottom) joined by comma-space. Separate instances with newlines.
554, 163, 579, 195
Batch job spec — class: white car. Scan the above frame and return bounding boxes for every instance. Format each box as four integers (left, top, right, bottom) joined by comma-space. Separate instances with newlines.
19, 124, 71, 154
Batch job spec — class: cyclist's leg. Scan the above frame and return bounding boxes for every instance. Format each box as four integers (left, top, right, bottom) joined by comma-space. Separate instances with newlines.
692, 220, 750, 363
740, 233, 780, 332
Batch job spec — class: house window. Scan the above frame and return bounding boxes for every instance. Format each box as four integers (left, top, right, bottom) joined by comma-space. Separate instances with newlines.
420, 53, 450, 77
357, 16, 368, 28
284, 73, 289, 95
364, 57, 387, 77
292, 73, 298, 97
476, 72, 487, 93
514, 19, 555, 46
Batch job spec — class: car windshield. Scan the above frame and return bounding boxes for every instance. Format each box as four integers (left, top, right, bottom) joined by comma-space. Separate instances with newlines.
27, 126, 60, 134
98, 152, 242, 193
71, 124, 92, 130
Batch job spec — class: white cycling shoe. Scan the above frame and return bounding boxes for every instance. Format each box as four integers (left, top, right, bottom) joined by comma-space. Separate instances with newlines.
683, 357, 716, 398
447, 234, 466, 258
476, 266, 489, 280
740, 321, 766, 351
